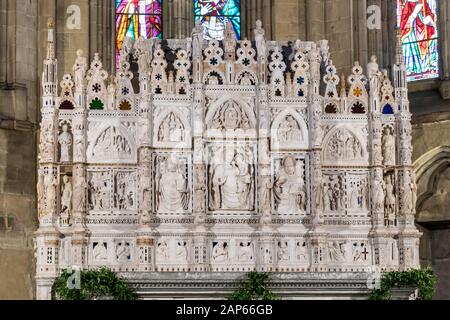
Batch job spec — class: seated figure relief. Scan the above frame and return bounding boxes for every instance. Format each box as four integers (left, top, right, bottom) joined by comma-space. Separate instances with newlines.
209, 147, 255, 212
155, 155, 190, 213
273, 156, 307, 214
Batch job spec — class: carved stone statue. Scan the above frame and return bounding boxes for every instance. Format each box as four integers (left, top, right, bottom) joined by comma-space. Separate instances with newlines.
367, 55, 382, 96
260, 176, 273, 214
274, 156, 307, 213
58, 124, 73, 162
155, 156, 190, 213
60, 175, 72, 216
134, 36, 153, 74
254, 20, 266, 60
120, 36, 133, 63
191, 20, 204, 59
73, 49, 87, 89
373, 171, 386, 212
212, 241, 228, 262
44, 173, 57, 212
309, 43, 321, 79
384, 175, 396, 217
313, 175, 323, 211
224, 21, 236, 56
382, 127, 395, 166
73, 166, 87, 212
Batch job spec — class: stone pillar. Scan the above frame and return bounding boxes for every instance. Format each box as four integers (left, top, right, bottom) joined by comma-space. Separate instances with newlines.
136, 56, 155, 268
36, 19, 62, 300
439, 0, 450, 98
369, 111, 390, 268
89, 0, 115, 73
136, 148, 156, 272
396, 113, 421, 270
308, 42, 328, 272
164, 0, 195, 39
69, 49, 89, 268
191, 82, 210, 272
242, 0, 274, 40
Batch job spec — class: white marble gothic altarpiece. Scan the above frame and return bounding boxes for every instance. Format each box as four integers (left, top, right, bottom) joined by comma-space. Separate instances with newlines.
35, 19, 421, 299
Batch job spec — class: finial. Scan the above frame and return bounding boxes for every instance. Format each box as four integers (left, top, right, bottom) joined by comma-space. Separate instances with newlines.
47, 18, 55, 29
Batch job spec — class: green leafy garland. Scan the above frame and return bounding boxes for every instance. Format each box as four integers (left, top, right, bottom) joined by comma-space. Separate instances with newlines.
230, 272, 278, 300
52, 267, 138, 300
370, 268, 436, 300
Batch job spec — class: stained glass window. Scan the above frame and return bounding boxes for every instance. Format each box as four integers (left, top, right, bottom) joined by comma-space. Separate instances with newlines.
194, 0, 241, 40
397, 0, 439, 81
116, 0, 162, 64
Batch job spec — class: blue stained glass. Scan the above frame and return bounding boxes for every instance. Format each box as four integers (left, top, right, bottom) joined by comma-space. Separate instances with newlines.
194, 0, 241, 40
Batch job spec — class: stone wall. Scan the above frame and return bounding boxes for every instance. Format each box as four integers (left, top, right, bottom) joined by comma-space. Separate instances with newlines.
412, 109, 450, 300
0, 0, 39, 300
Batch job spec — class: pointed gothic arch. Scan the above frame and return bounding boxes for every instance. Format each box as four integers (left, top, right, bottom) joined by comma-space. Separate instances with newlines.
87, 122, 137, 163
205, 96, 257, 138
271, 108, 309, 150
153, 106, 192, 148
322, 126, 368, 164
